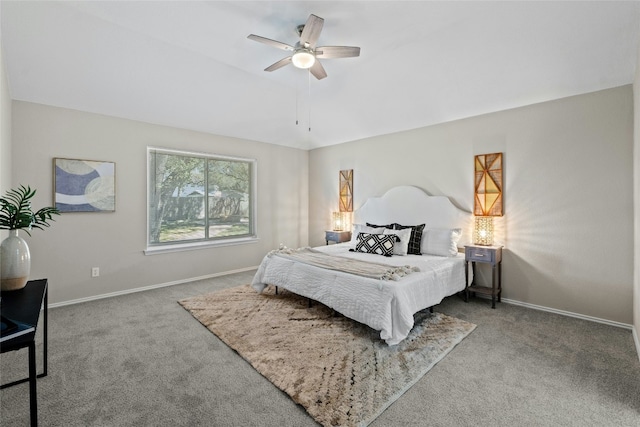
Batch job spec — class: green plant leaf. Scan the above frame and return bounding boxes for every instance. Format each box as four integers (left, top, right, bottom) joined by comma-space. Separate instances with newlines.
0, 185, 60, 234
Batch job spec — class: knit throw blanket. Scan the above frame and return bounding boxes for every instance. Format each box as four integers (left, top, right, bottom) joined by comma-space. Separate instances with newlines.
271, 247, 420, 281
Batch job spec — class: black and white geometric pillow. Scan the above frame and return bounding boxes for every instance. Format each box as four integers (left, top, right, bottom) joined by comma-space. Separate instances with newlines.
353, 232, 396, 257
366, 222, 394, 229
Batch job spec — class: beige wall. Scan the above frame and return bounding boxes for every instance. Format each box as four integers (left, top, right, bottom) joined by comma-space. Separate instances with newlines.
0, 29, 11, 263
7, 84, 636, 329
634, 37, 640, 355
1, 28, 11, 199
11, 101, 309, 304
0, 31, 9, 282
310, 86, 634, 325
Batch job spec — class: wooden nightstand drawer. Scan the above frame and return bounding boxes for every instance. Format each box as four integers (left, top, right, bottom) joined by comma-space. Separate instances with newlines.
325, 231, 352, 245
465, 246, 501, 263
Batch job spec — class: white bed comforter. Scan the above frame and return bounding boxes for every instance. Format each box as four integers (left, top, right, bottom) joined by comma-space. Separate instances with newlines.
251, 243, 467, 345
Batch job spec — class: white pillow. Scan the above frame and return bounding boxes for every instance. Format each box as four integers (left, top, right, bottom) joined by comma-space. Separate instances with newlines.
350, 224, 385, 247
421, 228, 461, 257
383, 227, 412, 256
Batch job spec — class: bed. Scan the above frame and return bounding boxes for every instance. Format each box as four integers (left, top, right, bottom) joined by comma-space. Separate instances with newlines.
251, 186, 473, 345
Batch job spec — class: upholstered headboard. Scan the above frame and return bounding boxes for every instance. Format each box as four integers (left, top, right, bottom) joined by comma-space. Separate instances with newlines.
353, 186, 473, 247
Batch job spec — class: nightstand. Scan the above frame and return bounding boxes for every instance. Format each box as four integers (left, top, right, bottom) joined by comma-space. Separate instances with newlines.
465, 245, 503, 309
325, 230, 351, 245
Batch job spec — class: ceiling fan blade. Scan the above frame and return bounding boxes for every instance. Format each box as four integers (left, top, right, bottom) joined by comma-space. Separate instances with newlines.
316, 46, 361, 59
265, 56, 292, 72
300, 14, 324, 48
309, 60, 327, 80
247, 34, 294, 51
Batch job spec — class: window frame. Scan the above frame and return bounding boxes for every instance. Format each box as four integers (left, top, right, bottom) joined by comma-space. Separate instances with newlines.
145, 147, 258, 255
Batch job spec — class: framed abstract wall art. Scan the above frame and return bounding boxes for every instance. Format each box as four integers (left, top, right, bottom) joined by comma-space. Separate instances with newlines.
53, 158, 116, 212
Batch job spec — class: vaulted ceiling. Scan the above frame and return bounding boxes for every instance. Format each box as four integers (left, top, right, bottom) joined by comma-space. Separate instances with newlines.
2, 1, 639, 150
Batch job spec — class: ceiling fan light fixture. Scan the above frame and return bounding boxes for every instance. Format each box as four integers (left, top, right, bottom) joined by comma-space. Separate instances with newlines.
248, 14, 359, 80
292, 49, 315, 69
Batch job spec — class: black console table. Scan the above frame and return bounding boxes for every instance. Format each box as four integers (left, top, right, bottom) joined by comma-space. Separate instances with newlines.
1, 278, 49, 427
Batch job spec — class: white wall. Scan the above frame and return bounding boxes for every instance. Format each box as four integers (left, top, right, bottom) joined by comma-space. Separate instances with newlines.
11, 101, 309, 304
310, 86, 634, 325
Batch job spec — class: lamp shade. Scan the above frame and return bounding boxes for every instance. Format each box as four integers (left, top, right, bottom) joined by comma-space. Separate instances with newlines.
474, 216, 494, 246
332, 212, 349, 231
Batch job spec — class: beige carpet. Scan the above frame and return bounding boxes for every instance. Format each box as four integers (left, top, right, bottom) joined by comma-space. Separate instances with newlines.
179, 285, 476, 427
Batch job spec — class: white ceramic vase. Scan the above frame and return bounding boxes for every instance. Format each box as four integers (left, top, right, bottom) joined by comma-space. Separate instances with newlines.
1, 230, 31, 291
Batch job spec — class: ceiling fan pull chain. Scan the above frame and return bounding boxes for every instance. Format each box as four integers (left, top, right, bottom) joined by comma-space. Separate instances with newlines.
308, 70, 312, 132
296, 82, 299, 125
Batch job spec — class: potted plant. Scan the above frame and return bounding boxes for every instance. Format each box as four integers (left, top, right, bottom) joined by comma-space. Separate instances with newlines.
0, 185, 60, 291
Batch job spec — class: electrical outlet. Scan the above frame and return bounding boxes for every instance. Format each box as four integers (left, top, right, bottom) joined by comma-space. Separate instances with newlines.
91, 267, 99, 277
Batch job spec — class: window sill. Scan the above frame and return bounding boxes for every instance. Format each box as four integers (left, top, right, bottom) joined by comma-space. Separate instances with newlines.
144, 236, 259, 255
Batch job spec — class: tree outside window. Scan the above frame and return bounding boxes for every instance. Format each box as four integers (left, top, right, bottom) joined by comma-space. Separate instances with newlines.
148, 148, 255, 247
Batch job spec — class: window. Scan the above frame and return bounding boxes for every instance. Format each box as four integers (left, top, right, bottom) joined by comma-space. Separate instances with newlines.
147, 147, 256, 252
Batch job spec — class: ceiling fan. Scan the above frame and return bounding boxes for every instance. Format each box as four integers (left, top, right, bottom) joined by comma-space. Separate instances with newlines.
247, 14, 360, 80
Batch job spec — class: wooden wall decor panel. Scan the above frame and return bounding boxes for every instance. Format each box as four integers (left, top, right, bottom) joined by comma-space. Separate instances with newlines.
474, 153, 503, 216
339, 169, 353, 212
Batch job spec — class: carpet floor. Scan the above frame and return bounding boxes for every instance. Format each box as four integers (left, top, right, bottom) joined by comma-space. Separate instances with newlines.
179, 285, 476, 427
1, 270, 639, 426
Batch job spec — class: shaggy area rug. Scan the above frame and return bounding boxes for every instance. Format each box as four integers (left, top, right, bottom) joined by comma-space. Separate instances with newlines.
179, 285, 476, 427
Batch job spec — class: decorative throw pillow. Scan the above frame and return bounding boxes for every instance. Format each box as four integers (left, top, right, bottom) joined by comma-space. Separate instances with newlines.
383, 227, 412, 256
350, 224, 385, 246
352, 233, 396, 257
366, 222, 394, 229
391, 223, 425, 255
421, 228, 462, 257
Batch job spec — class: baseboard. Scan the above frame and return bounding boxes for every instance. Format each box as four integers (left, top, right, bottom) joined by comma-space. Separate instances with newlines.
50, 273, 637, 337
502, 297, 632, 330
49, 266, 258, 309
